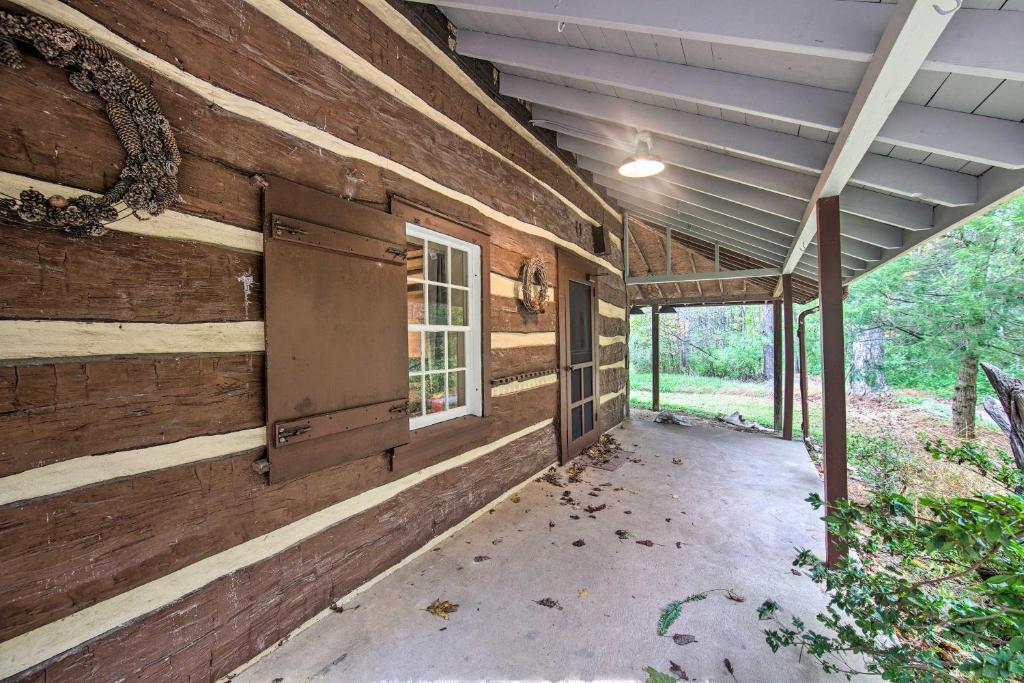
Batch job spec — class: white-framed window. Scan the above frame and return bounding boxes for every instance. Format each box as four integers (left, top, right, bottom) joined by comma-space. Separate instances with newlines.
405, 224, 483, 429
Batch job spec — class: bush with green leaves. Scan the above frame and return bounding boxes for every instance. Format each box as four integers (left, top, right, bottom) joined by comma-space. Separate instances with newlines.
759, 441, 1024, 682
847, 434, 918, 495
688, 334, 765, 380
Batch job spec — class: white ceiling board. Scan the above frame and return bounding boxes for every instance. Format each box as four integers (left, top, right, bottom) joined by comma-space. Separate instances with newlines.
975, 80, 1024, 121
927, 73, 1004, 113
504, 75, 979, 205
901, 70, 949, 105
695, 41, 867, 92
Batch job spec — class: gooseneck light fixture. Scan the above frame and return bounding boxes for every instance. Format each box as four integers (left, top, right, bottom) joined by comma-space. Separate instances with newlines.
618, 131, 665, 178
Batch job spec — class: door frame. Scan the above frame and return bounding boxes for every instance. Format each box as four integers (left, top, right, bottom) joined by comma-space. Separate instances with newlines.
557, 250, 601, 464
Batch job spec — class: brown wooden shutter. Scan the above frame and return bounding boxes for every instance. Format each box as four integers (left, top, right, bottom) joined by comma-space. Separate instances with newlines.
263, 177, 409, 482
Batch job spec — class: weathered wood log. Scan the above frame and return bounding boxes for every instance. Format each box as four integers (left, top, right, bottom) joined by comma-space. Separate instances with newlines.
24, 426, 557, 682
0, 354, 264, 477
981, 362, 1024, 472
0, 222, 262, 322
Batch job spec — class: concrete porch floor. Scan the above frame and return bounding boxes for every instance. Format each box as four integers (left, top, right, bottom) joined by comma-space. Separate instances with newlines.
234, 418, 844, 683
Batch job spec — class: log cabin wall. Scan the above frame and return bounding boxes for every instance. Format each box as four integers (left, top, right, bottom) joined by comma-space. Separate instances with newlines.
0, 0, 626, 680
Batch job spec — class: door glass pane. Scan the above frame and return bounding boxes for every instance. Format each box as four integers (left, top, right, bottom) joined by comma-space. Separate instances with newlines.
447, 331, 465, 369
448, 370, 466, 409
408, 332, 422, 371
450, 287, 467, 325
425, 373, 446, 415
407, 281, 425, 325
408, 376, 423, 417
571, 368, 582, 403
428, 285, 448, 325
451, 248, 468, 286
569, 280, 593, 365
571, 405, 583, 440
427, 242, 447, 282
582, 366, 593, 399
426, 331, 445, 370
583, 401, 594, 433
406, 235, 425, 280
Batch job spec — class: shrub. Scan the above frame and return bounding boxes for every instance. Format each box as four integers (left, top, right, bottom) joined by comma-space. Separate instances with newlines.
760, 442, 1024, 682
689, 335, 764, 380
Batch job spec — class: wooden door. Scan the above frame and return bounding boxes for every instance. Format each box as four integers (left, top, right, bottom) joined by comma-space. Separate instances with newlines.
558, 252, 600, 464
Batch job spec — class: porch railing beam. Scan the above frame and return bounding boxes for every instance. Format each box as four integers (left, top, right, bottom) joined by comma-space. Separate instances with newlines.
818, 196, 848, 568
627, 267, 780, 285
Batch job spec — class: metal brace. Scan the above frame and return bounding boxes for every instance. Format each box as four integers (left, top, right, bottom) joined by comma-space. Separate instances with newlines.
276, 423, 311, 445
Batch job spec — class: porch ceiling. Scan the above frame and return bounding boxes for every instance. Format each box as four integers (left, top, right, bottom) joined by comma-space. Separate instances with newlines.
410, 0, 1024, 302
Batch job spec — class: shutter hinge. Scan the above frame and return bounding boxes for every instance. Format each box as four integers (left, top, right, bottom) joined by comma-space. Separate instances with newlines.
385, 246, 408, 260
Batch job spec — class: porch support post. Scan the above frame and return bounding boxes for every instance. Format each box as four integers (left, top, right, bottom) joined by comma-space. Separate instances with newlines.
817, 195, 848, 568
772, 301, 783, 432
624, 212, 631, 420
783, 274, 795, 440
651, 308, 660, 411
798, 306, 819, 439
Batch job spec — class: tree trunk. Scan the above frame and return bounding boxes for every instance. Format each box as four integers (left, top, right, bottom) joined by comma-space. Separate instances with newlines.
849, 327, 887, 397
981, 363, 1024, 477
762, 304, 774, 380
952, 354, 978, 439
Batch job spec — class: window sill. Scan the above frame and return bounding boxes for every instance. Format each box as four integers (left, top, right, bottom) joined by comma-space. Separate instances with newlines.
390, 414, 492, 476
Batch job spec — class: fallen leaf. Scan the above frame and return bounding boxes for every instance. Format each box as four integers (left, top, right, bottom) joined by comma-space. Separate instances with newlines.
657, 601, 684, 636
584, 504, 606, 513
672, 633, 698, 646
473, 555, 490, 563
636, 539, 655, 547
425, 599, 458, 621
671, 494, 680, 499
669, 660, 689, 680
549, 521, 556, 529
491, 538, 503, 545
588, 492, 600, 497
578, 588, 587, 598
569, 514, 580, 520
534, 597, 563, 610
724, 658, 738, 681
624, 510, 632, 514
726, 590, 746, 603
615, 529, 632, 540
675, 542, 683, 549
642, 666, 676, 683
672, 458, 682, 465
665, 518, 672, 523
791, 568, 801, 576
572, 539, 586, 547
510, 494, 521, 503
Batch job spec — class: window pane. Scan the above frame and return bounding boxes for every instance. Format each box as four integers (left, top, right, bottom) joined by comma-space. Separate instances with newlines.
425, 373, 446, 415
451, 248, 468, 287
428, 285, 448, 325
427, 242, 447, 283
406, 235, 425, 280
447, 331, 465, 369
571, 368, 582, 403
448, 370, 466, 409
582, 366, 593, 399
408, 376, 423, 417
408, 332, 422, 372
583, 401, 594, 433
407, 281, 425, 325
426, 331, 445, 370
450, 287, 467, 326
572, 405, 583, 440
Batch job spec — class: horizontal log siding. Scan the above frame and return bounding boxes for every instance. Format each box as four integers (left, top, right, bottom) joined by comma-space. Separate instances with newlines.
12, 426, 557, 681
0, 0, 627, 676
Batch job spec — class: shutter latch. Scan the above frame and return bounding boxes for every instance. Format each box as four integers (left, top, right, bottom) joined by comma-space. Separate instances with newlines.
272, 217, 307, 237
276, 422, 312, 445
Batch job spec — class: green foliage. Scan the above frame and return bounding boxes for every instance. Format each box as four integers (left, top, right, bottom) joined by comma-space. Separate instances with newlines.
761, 441, 1024, 682
688, 334, 765, 380
643, 666, 677, 683
927, 439, 1024, 494
847, 434, 918, 495
657, 600, 684, 636
657, 593, 709, 636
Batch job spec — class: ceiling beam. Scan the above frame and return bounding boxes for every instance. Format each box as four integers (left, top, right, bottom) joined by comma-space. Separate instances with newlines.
543, 119, 932, 231
501, 75, 977, 206
629, 268, 781, 285
418, 0, 1024, 80
781, 0, 957, 277
460, 30, 1024, 167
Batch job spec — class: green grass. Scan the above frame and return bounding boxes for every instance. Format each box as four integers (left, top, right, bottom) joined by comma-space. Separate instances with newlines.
629, 372, 823, 437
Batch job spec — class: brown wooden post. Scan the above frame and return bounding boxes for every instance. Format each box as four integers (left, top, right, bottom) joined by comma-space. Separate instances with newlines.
782, 274, 795, 440
798, 306, 819, 439
772, 301, 783, 432
817, 196, 848, 567
651, 308, 660, 411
